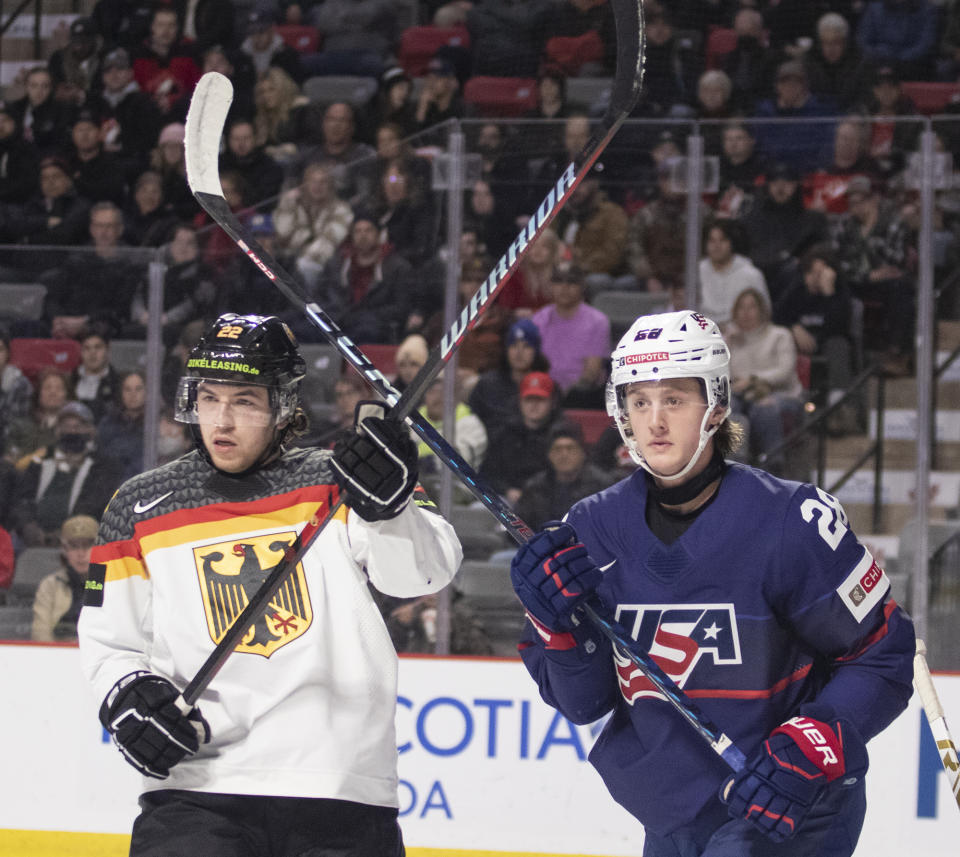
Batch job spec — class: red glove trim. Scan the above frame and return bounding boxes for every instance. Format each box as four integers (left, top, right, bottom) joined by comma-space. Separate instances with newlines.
747, 804, 796, 833
543, 545, 584, 597
771, 716, 846, 782
525, 611, 578, 650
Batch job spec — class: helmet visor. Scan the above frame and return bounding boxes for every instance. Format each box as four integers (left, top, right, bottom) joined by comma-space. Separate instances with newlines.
175, 378, 280, 427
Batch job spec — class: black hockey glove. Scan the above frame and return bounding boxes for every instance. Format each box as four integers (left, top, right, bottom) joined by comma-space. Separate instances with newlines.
723, 705, 868, 841
99, 671, 211, 779
331, 401, 419, 522
510, 521, 603, 633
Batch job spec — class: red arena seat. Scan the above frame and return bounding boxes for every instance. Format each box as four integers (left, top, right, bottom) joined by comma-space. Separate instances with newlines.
564, 408, 613, 448
398, 26, 471, 78
276, 25, 320, 54
705, 27, 737, 70
899, 81, 960, 116
463, 76, 538, 117
359, 344, 399, 378
9, 338, 82, 383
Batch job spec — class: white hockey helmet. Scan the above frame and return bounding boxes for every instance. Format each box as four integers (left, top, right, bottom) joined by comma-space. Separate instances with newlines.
607, 310, 731, 481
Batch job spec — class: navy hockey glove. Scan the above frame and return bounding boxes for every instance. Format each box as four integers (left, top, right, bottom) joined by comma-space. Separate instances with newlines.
510, 521, 602, 633
100, 671, 211, 779
331, 402, 419, 522
724, 708, 868, 842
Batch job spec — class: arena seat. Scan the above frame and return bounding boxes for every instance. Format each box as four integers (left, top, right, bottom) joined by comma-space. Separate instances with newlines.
358, 343, 398, 377
302, 75, 378, 108
276, 24, 320, 54
8, 547, 61, 607
463, 76, 538, 118
0, 283, 46, 322
9, 338, 81, 383
453, 557, 525, 656
590, 289, 672, 343
398, 25, 471, 77
899, 81, 960, 116
564, 408, 612, 448
705, 27, 737, 70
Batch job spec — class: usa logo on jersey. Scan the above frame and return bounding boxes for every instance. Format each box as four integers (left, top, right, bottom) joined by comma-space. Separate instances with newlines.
612, 603, 742, 704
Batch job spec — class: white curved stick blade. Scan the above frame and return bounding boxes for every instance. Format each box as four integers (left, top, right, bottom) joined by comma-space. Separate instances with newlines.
185, 71, 234, 198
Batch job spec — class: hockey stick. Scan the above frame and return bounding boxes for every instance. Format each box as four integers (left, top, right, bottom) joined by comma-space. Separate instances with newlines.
914, 638, 960, 810
391, 0, 645, 418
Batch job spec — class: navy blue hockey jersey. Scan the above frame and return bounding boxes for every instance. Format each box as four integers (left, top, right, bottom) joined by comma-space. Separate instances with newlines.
519, 463, 915, 836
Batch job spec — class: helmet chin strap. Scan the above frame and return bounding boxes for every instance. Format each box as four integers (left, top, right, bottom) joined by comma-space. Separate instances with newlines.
637, 408, 720, 484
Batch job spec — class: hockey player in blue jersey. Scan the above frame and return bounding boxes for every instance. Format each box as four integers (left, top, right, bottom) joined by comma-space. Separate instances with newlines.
509, 310, 915, 856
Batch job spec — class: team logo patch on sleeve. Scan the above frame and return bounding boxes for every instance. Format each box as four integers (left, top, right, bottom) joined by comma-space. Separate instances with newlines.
836, 549, 889, 622
83, 563, 107, 607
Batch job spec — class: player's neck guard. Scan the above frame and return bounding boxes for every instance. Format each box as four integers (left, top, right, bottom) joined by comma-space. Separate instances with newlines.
645, 447, 727, 507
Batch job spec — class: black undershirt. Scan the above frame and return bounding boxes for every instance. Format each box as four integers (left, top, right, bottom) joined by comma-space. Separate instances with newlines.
644, 450, 727, 545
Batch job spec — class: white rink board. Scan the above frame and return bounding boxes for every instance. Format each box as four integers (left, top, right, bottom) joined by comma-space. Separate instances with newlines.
0, 644, 958, 856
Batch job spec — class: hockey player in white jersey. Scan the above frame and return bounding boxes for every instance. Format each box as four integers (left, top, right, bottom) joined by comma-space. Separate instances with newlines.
78, 313, 462, 856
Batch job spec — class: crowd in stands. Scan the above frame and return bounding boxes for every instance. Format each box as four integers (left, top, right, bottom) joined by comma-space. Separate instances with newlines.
4, 0, 960, 650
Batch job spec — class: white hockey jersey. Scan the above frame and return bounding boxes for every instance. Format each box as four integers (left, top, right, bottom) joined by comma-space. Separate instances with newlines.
78, 446, 462, 807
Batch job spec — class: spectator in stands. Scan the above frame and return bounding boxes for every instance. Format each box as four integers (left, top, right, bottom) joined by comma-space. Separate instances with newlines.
751, 60, 835, 175
497, 227, 563, 316
516, 420, 614, 531
218, 118, 284, 207
68, 107, 127, 205
416, 373, 488, 504
370, 122, 431, 198
95, 369, 145, 481
938, 2, 960, 80
8, 66, 74, 152
179, 0, 236, 53
70, 327, 120, 424
3, 368, 71, 465
374, 158, 436, 269
414, 55, 464, 132
131, 6, 201, 108
0, 518, 13, 588
0, 329, 32, 448
627, 158, 711, 292
807, 117, 881, 215
481, 370, 564, 506
9, 155, 91, 247
715, 121, 766, 219
253, 67, 320, 166
695, 70, 736, 154
0, 99, 40, 205
90, 0, 154, 52
469, 318, 551, 436
156, 406, 191, 464
31, 513, 99, 642
122, 169, 177, 247
45, 201, 133, 339
240, 8, 303, 83
804, 12, 872, 112
129, 222, 217, 346
519, 65, 571, 164
195, 171, 254, 273
199, 45, 256, 126
726, 287, 805, 476
774, 243, 857, 428
315, 210, 411, 343
856, 0, 938, 81
148, 122, 197, 219
830, 174, 915, 376
372, 67, 418, 138
698, 220, 770, 328
741, 161, 830, 302
377, 589, 493, 656
48, 17, 103, 106
274, 160, 353, 291
307, 0, 399, 79
465, 0, 552, 78
532, 264, 611, 408
297, 102, 376, 207
640, 5, 701, 117
93, 47, 164, 175
464, 178, 518, 261
551, 171, 629, 281
11, 400, 121, 547
392, 333, 429, 396
216, 213, 285, 317
721, 8, 778, 112
306, 371, 372, 448
863, 65, 921, 179
543, 0, 616, 77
